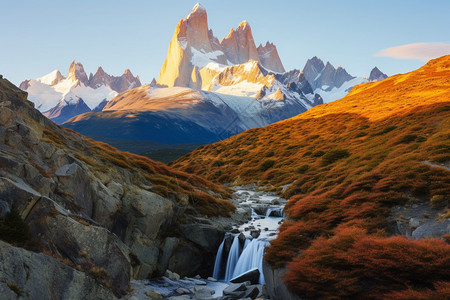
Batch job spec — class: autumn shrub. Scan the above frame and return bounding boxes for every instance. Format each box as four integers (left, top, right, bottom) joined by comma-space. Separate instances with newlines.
296, 164, 309, 174
312, 150, 325, 157
396, 134, 418, 144
371, 125, 397, 136
284, 227, 450, 300
266, 150, 275, 157
321, 149, 350, 165
259, 159, 275, 171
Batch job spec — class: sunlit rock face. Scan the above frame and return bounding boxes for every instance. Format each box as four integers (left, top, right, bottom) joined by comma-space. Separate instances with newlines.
157, 3, 285, 89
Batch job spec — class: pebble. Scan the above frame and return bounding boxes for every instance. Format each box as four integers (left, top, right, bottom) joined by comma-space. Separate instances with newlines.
176, 287, 190, 294
145, 290, 163, 299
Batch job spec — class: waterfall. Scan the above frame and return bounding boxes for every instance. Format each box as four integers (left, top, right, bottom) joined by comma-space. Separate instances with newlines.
266, 206, 285, 217
212, 239, 225, 279
232, 239, 269, 284
251, 208, 258, 218
243, 238, 251, 250
213, 236, 269, 284
224, 235, 241, 281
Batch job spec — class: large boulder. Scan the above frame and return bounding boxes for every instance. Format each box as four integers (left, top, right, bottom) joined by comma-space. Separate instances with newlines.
179, 223, 225, 252
230, 268, 260, 285
25, 196, 131, 295
0, 240, 117, 300
262, 260, 300, 300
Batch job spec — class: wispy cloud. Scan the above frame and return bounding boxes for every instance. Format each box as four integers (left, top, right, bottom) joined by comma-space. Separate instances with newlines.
375, 42, 450, 61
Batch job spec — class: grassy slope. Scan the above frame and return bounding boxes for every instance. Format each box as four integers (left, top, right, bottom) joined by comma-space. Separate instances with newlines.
0, 76, 233, 218
46, 127, 233, 217
172, 56, 450, 298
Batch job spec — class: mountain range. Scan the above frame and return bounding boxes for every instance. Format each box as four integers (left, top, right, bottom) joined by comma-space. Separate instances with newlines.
20, 3, 387, 156
19, 61, 141, 123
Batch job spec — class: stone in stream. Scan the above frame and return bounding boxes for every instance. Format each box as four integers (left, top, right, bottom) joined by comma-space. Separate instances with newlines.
193, 286, 217, 300
146, 290, 163, 299
250, 230, 260, 239
223, 282, 247, 295
165, 269, 181, 281
184, 277, 207, 285
244, 285, 261, 299
176, 287, 190, 294
230, 268, 260, 285
170, 296, 191, 300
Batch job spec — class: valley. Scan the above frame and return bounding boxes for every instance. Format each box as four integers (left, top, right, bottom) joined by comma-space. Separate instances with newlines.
0, 2, 448, 300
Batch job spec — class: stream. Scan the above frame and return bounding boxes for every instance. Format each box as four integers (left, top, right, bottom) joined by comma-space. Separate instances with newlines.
125, 186, 286, 300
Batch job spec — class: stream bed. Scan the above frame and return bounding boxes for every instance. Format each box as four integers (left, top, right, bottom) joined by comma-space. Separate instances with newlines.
125, 186, 286, 300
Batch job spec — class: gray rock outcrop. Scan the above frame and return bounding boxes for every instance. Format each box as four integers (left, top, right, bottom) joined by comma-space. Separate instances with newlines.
0, 240, 117, 300
0, 75, 233, 297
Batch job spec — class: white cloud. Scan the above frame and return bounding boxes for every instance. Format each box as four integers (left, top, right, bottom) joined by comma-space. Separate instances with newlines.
375, 42, 450, 61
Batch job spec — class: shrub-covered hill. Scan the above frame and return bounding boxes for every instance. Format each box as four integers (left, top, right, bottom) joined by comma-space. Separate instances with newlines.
172, 56, 450, 298
0, 76, 233, 297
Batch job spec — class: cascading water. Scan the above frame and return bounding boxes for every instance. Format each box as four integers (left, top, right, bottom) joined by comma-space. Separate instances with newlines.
212, 239, 225, 279
232, 239, 269, 284
224, 235, 241, 281
266, 206, 285, 217
212, 188, 286, 284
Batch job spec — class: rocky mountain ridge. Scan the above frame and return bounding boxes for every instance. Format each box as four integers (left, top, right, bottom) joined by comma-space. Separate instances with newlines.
63, 83, 316, 145
157, 3, 285, 90
19, 61, 141, 124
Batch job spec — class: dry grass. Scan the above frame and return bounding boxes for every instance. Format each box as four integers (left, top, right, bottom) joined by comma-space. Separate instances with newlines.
173, 56, 450, 298
71, 135, 234, 217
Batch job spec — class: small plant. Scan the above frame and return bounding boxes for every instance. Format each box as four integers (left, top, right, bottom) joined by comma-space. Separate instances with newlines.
233, 159, 243, 165
371, 125, 397, 136
260, 159, 275, 171
322, 149, 350, 165
312, 150, 325, 157
297, 165, 310, 174
7, 283, 22, 296
266, 150, 275, 157
0, 208, 30, 246
212, 160, 225, 167
355, 131, 367, 138
89, 266, 109, 280
430, 195, 446, 208
396, 134, 418, 144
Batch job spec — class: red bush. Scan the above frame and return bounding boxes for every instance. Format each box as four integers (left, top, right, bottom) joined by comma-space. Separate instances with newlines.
285, 227, 450, 299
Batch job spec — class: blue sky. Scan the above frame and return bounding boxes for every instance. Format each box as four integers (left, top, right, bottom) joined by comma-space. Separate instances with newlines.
1, 0, 449, 85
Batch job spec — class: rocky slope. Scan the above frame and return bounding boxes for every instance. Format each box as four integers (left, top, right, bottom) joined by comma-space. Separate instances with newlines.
172, 56, 450, 298
19, 61, 141, 124
0, 75, 237, 298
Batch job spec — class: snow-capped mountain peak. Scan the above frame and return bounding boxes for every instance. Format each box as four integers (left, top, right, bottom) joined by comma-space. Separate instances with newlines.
20, 61, 141, 123
67, 60, 89, 86
157, 3, 285, 89
36, 70, 64, 86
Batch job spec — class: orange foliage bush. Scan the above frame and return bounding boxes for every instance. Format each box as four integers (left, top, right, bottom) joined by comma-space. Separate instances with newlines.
284, 227, 450, 299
